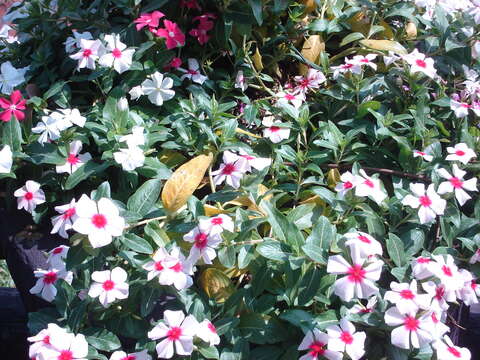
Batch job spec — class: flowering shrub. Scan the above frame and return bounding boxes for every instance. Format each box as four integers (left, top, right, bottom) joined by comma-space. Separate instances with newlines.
1, 0, 480, 359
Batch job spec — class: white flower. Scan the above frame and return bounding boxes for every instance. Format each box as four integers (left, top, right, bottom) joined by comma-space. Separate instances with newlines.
327, 319, 366, 360
262, 117, 290, 143
469, 249, 480, 264
413, 149, 433, 162
349, 296, 377, 315
51, 199, 78, 239
473, 41, 480, 60
402, 183, 446, 224
275, 90, 305, 109
54, 108, 87, 129
65, 30, 93, 53
294, 68, 326, 94
199, 214, 234, 235
148, 310, 199, 359
56, 140, 92, 174
110, 350, 152, 360
384, 280, 431, 314
437, 164, 477, 206
196, 320, 220, 346
184, 225, 223, 265
119, 126, 145, 148
384, 307, 434, 349
434, 335, 471, 360
36, 327, 88, 360
354, 169, 387, 204
0, 61, 28, 95
47, 245, 70, 269
99, 34, 135, 74
430, 255, 464, 293
117, 97, 129, 111
238, 149, 271, 171
129, 85, 144, 100
427, 311, 450, 340
28, 323, 66, 359
384, 51, 401, 66
326, 246, 384, 302
30, 268, 73, 302
450, 99, 474, 118
234, 70, 247, 91
422, 282, 452, 312
113, 145, 145, 171
211, 151, 249, 189
0, 144, 12, 173
72, 194, 125, 248
88, 267, 129, 307
331, 58, 362, 79
70, 39, 104, 70
445, 143, 476, 164
14, 180, 46, 213
179, 58, 208, 85
456, 270, 478, 306
0, 24, 18, 44
411, 256, 435, 280
352, 54, 378, 70
344, 231, 382, 257
32, 115, 62, 144
298, 329, 342, 360
335, 171, 359, 197
403, 49, 437, 79
141, 72, 175, 106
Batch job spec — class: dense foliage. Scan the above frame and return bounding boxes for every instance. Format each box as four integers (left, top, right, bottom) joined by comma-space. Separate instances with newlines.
1, 0, 480, 359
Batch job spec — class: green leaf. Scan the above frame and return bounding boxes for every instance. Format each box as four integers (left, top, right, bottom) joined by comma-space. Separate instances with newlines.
256, 239, 291, 261
386, 233, 405, 267
25, 142, 64, 164
127, 178, 161, 216
340, 32, 365, 47
84, 328, 121, 351
2, 118, 22, 151
297, 267, 322, 305
247, 0, 263, 25
140, 287, 160, 317
121, 233, 153, 254
199, 346, 220, 359
65, 161, 110, 190
91, 181, 111, 200
43, 81, 67, 100
302, 216, 335, 264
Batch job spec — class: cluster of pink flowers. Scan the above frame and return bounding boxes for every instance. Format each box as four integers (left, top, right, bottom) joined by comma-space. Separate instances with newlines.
134, 11, 185, 50
189, 13, 216, 45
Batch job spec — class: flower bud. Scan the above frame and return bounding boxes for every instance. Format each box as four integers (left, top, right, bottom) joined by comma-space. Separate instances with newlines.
117, 97, 128, 111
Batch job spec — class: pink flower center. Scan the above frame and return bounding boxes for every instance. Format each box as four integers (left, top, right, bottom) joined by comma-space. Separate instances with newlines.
102, 280, 115, 291
43, 335, 50, 344
442, 265, 453, 276
269, 126, 280, 133
170, 262, 182, 272
83, 49, 92, 58
343, 63, 353, 69
112, 48, 122, 58
10, 104, 16, 110
358, 235, 371, 243
360, 58, 370, 63
194, 232, 208, 249
343, 181, 353, 189
340, 331, 354, 344
404, 316, 419, 331
363, 179, 374, 188
360, 308, 372, 314
449, 177, 463, 189
415, 59, 427, 68
58, 350, 73, 360
155, 261, 164, 271
122, 356, 136, 360
419, 195, 432, 207
67, 153, 80, 165
53, 247, 63, 254
431, 312, 439, 323
435, 286, 445, 300
447, 347, 462, 358
416, 151, 426, 156
240, 154, 255, 160
207, 322, 217, 333
284, 93, 295, 100
221, 163, 236, 175
92, 214, 107, 228
188, 69, 198, 75
417, 257, 430, 264
308, 341, 326, 356
400, 289, 415, 299
43, 271, 58, 284
63, 207, 76, 220
25, 192, 34, 200
211, 217, 223, 225
167, 326, 182, 340
455, 150, 465, 156
347, 264, 366, 283
472, 281, 477, 290
460, 103, 471, 108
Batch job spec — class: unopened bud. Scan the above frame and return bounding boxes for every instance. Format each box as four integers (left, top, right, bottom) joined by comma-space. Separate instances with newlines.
117, 97, 128, 111
405, 22, 417, 39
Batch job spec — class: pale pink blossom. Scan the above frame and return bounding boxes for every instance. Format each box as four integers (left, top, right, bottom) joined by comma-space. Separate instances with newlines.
46, 245, 70, 269
335, 171, 358, 197
403, 49, 437, 79
343, 231, 382, 257
437, 164, 477, 206
56, 140, 92, 174
298, 329, 342, 360
384, 280, 431, 314
14, 180, 45, 213
411, 256, 435, 280
28, 323, 66, 359
199, 214, 234, 235
413, 149, 433, 162
88, 267, 129, 307
384, 307, 434, 349
354, 169, 387, 204
402, 183, 446, 224
469, 249, 480, 264
109, 349, 151, 360
351, 54, 377, 71
148, 310, 198, 359
184, 225, 222, 264
196, 319, 220, 346
275, 90, 305, 109
331, 59, 362, 79
178, 58, 208, 85
238, 149, 271, 172
294, 68, 326, 94
434, 335, 471, 360
422, 282, 452, 312
211, 151, 248, 189
234, 70, 247, 91
445, 143, 476, 164
327, 319, 366, 360
30, 267, 73, 302
50, 199, 77, 239
262, 117, 290, 143
69, 38, 104, 70
36, 327, 88, 360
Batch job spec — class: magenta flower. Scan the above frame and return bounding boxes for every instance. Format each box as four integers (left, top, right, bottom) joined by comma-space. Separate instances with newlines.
189, 14, 215, 45
155, 20, 185, 49
134, 11, 164, 31
0, 90, 26, 122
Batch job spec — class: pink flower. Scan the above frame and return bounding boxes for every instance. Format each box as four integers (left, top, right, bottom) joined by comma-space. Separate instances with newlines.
14, 180, 45, 213
384, 280, 431, 314
30, 267, 73, 302
199, 214, 234, 235
196, 320, 220, 346
294, 68, 326, 94
189, 14, 215, 45
327, 319, 366, 360
331, 58, 362, 79
183, 225, 222, 264
434, 335, 471, 360
437, 164, 477, 206
211, 151, 249, 188
384, 307, 434, 349
148, 310, 199, 359
55, 140, 92, 175
413, 149, 433, 162
422, 282, 452, 312
411, 256, 435, 280
155, 20, 185, 50
402, 183, 446, 224
164, 57, 182, 71
445, 143, 476, 164
181, 0, 201, 10
469, 249, 480, 264
403, 49, 437, 79
298, 329, 342, 360
450, 99, 477, 118
326, 246, 384, 302
343, 231, 383, 257
0, 89, 26, 121
51, 199, 78, 239
234, 70, 247, 91
335, 171, 358, 197
134, 11, 164, 31
88, 267, 129, 307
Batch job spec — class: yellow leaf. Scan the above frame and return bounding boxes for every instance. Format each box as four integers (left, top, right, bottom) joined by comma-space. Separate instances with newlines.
299, 35, 325, 75
204, 204, 227, 216
301, 0, 316, 13
405, 22, 417, 39
327, 168, 341, 189
235, 128, 262, 139
159, 150, 187, 168
252, 46, 264, 72
347, 12, 370, 36
161, 153, 213, 213
300, 195, 326, 207
379, 20, 394, 40
199, 268, 235, 303
359, 39, 407, 55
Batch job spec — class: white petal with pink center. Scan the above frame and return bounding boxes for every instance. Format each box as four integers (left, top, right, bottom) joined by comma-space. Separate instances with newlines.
413, 149, 433, 162
238, 149, 272, 171
88, 267, 129, 307
119, 126, 145, 148
56, 140, 92, 174
38, 326, 88, 360
445, 143, 476, 164
403, 49, 437, 79
430, 255, 464, 293
275, 90, 305, 109
327, 318, 366, 360
99, 34, 135, 74
109, 349, 151, 360
344, 231, 382, 257
352, 54, 377, 70
422, 281, 453, 312
262, 117, 290, 143
28, 323, 67, 359
179, 58, 208, 85
211, 151, 249, 189
46, 244, 70, 269
196, 319, 220, 346
437, 164, 477, 206
14, 180, 46, 213
184, 225, 223, 265
327, 246, 384, 302
199, 214, 234, 235
426, 311, 449, 340
411, 256, 435, 280
348, 296, 378, 315
434, 335, 471, 360
51, 199, 78, 239
331, 58, 362, 79
354, 170, 387, 204
384, 307, 434, 349
298, 329, 342, 360
69, 38, 104, 70
402, 183, 446, 224
72, 194, 125, 248
293, 68, 326, 94
148, 310, 199, 359
335, 171, 359, 197
384, 280, 431, 314
455, 269, 478, 306
30, 267, 73, 302
450, 99, 473, 118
